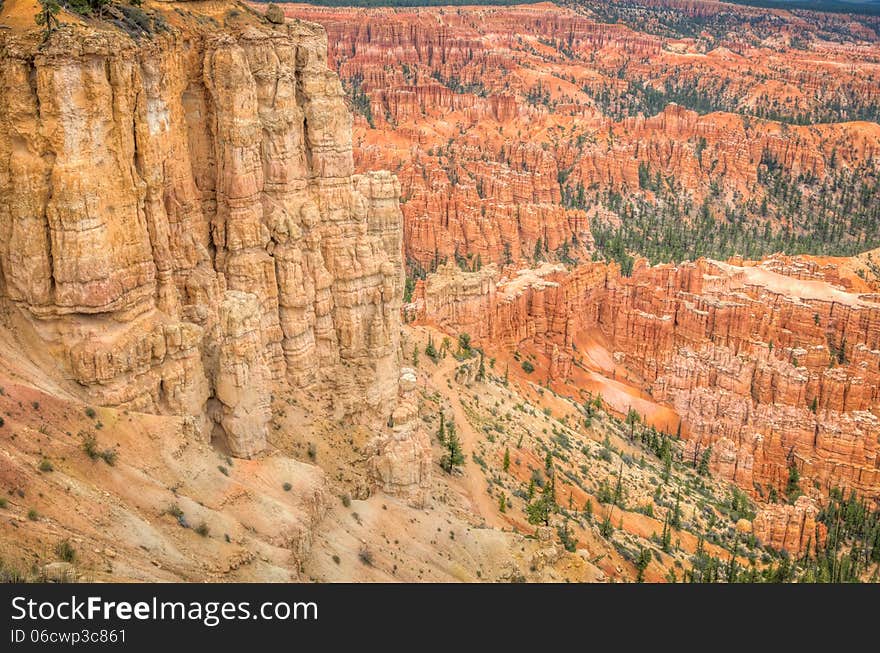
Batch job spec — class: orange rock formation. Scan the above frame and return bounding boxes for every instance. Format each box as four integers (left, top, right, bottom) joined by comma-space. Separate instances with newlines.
282, 2, 880, 271
408, 254, 880, 508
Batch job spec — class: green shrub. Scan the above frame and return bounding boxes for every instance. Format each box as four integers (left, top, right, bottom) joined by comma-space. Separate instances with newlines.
521, 360, 535, 374
81, 432, 99, 460
55, 539, 76, 563
38, 459, 53, 473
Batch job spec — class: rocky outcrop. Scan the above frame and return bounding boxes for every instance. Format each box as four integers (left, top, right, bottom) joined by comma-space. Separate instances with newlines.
212, 291, 271, 458
752, 496, 828, 556
0, 10, 409, 467
367, 366, 431, 506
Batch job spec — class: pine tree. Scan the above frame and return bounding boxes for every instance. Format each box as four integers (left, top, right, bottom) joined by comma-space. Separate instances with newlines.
440, 427, 465, 474
625, 407, 640, 440
412, 344, 419, 367
671, 489, 682, 529
727, 538, 739, 583
613, 464, 624, 507
698, 446, 712, 476
660, 512, 672, 553
437, 413, 446, 445
635, 547, 652, 583
600, 513, 613, 538
661, 442, 673, 482
498, 494, 506, 513
503, 447, 510, 472
35, 0, 61, 39
526, 474, 556, 526
476, 351, 486, 381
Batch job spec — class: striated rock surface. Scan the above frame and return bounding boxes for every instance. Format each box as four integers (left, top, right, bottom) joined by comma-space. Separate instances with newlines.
0, 7, 411, 469
212, 291, 271, 458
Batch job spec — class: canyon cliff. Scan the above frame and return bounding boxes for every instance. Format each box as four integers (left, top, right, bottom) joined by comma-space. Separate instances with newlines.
0, 1, 429, 494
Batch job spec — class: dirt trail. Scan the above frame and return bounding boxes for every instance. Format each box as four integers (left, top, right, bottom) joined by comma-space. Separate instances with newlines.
420, 346, 509, 530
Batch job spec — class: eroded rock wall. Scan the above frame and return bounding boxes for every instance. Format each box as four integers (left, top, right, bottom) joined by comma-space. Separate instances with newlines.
0, 14, 403, 458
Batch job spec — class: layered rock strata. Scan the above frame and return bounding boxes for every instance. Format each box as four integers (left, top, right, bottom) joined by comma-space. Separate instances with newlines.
0, 9, 407, 468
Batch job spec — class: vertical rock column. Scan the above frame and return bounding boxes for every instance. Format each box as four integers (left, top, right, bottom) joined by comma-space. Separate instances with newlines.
213, 291, 272, 458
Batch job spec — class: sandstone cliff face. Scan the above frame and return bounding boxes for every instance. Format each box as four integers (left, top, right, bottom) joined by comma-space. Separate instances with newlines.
410, 255, 880, 508
0, 11, 407, 470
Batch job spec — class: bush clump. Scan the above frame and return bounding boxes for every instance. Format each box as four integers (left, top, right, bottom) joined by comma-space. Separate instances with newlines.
55, 539, 76, 563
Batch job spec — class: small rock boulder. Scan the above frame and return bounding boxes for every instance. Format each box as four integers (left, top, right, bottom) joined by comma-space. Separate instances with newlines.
265, 4, 285, 25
